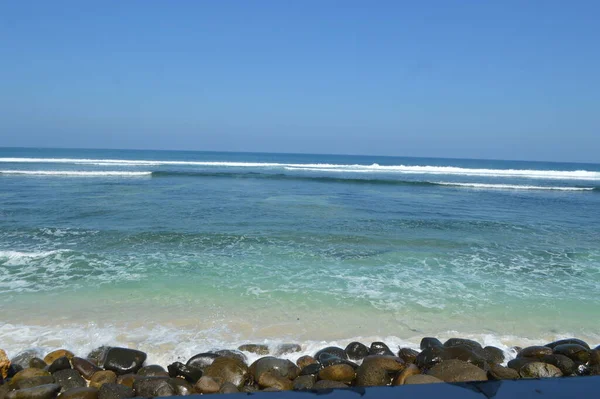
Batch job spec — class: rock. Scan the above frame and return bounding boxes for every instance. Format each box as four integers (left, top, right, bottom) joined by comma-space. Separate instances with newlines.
0, 385, 9, 399
487, 364, 520, 380
169, 378, 193, 396
103, 348, 146, 376
97, 383, 133, 399
541, 354, 576, 376
53, 369, 86, 392
546, 339, 590, 350
29, 359, 47, 370
295, 356, 316, 369
261, 387, 283, 392
194, 376, 222, 394
420, 337, 443, 350
355, 356, 405, 386
7, 364, 24, 380
553, 344, 590, 363
212, 350, 247, 364
89, 371, 117, 389
59, 387, 98, 399
257, 371, 293, 390
299, 363, 322, 376
218, 382, 239, 394
369, 342, 394, 356
518, 346, 553, 359
186, 353, 220, 369
11, 369, 51, 385
316, 354, 357, 368
292, 375, 315, 390
250, 357, 299, 381
519, 362, 563, 378
345, 342, 369, 361
275, 344, 301, 356
115, 374, 137, 389
507, 357, 536, 371
318, 364, 355, 383
442, 345, 489, 370
483, 346, 505, 364
444, 338, 482, 351
43, 351, 74, 366
11, 376, 55, 390
392, 364, 420, 385
47, 357, 71, 374
166, 362, 202, 383
71, 358, 101, 380
427, 359, 487, 383
404, 375, 444, 384
10, 351, 41, 370
237, 345, 269, 356
133, 377, 177, 397
203, 357, 249, 389
314, 347, 347, 361
5, 384, 61, 399
86, 348, 111, 368
397, 348, 419, 364
415, 346, 446, 369
0, 350, 10, 379
312, 380, 348, 389
136, 365, 168, 378
589, 349, 600, 366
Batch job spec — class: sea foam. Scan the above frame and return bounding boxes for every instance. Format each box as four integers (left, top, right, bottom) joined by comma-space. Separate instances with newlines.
0, 170, 152, 176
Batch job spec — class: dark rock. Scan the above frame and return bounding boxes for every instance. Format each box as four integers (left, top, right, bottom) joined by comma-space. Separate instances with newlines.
237, 345, 269, 356
397, 348, 419, 364
169, 378, 193, 396
442, 345, 489, 370
416, 346, 446, 370
355, 356, 405, 386
444, 338, 482, 351
295, 356, 316, 369
59, 387, 98, 399
316, 354, 357, 369
103, 348, 146, 376
420, 337, 443, 350
8, 365, 24, 378
427, 359, 487, 382
312, 380, 348, 389
507, 357, 536, 371
404, 375, 443, 384
589, 349, 600, 366
0, 385, 8, 399
487, 364, 520, 380
71, 358, 100, 381
86, 348, 111, 368
369, 342, 394, 356
314, 347, 347, 361
344, 342, 369, 361
241, 385, 258, 393
483, 346, 505, 364
97, 383, 133, 399
318, 364, 355, 383
203, 357, 249, 389
133, 377, 176, 397
292, 375, 315, 390
52, 369, 86, 392
47, 358, 71, 374
541, 354, 576, 376
10, 351, 41, 370
518, 346, 553, 359
219, 381, 239, 394
392, 364, 420, 385
299, 363, 322, 376
193, 376, 222, 394
553, 344, 590, 363
11, 369, 51, 386
11, 376, 55, 390
114, 374, 137, 389
28, 359, 46, 370
546, 339, 590, 350
43, 351, 73, 367
136, 365, 168, 378
519, 362, 563, 378
89, 371, 117, 389
212, 350, 247, 364
5, 384, 61, 399
257, 371, 293, 390
185, 353, 220, 370
250, 357, 299, 381
275, 344, 301, 356
166, 362, 202, 383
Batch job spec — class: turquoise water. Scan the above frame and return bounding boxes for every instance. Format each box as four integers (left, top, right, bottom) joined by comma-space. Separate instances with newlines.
1, 147, 600, 363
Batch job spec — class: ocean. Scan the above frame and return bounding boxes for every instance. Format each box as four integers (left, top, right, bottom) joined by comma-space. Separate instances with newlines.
1, 147, 599, 364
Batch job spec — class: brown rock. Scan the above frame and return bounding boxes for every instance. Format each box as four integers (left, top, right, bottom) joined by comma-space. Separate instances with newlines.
218, 382, 239, 394
397, 348, 419, 364
136, 365, 168, 378
427, 359, 488, 383
71, 358, 101, 380
552, 344, 590, 363
90, 371, 117, 389
392, 364, 421, 385
519, 362, 563, 378
483, 346, 505, 364
10, 376, 55, 390
404, 375, 444, 384
546, 338, 590, 350
518, 346, 553, 359
507, 357, 536, 371
541, 354, 576, 375
355, 356, 405, 386
5, 384, 61, 399
194, 376, 222, 394
312, 380, 348, 389
0, 350, 10, 379
296, 356, 317, 369
43, 350, 74, 366
203, 357, 249, 389
11, 368, 51, 385
250, 357, 299, 381
115, 374, 138, 389
257, 371, 293, 390
292, 375, 315, 390
318, 364, 355, 383
59, 387, 98, 399
487, 364, 520, 380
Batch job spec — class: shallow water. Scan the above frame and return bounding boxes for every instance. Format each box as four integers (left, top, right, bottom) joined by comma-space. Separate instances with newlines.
1, 147, 599, 362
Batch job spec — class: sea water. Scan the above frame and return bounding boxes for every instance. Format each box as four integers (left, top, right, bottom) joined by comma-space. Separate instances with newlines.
1, 147, 599, 364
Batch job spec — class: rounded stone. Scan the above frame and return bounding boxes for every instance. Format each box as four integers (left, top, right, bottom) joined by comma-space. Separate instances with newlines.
487, 364, 520, 380
186, 353, 220, 369
519, 362, 563, 378
115, 374, 137, 389
369, 342, 394, 356
345, 342, 369, 361
166, 362, 203, 383
552, 344, 590, 363
314, 347, 347, 361
444, 338, 482, 351
518, 346, 553, 359
275, 344, 302, 356
219, 382, 239, 394
312, 380, 348, 389
203, 357, 249, 389
415, 346, 446, 369
355, 356, 406, 386
11, 376, 55, 390
89, 371, 117, 389
257, 371, 293, 390
102, 348, 146, 376
483, 346, 505, 364
292, 375, 315, 390
404, 375, 444, 384
420, 337, 443, 350
541, 354, 576, 376
392, 364, 421, 385
86, 347, 111, 367
5, 384, 61, 399
11, 369, 51, 385
43, 351, 74, 366
136, 365, 168, 378
318, 364, 355, 383
133, 377, 177, 397
97, 383, 133, 399
59, 387, 98, 399
507, 357, 536, 371
250, 357, 299, 381
194, 376, 222, 394
10, 351, 42, 370
296, 356, 317, 369
546, 339, 590, 350
212, 350, 247, 364
442, 345, 489, 370
397, 348, 419, 364
71, 358, 101, 380
53, 369, 86, 392
317, 353, 357, 368
169, 378, 193, 396
237, 344, 269, 356
299, 363, 322, 376
427, 359, 488, 382
47, 357, 71, 374
29, 359, 47, 370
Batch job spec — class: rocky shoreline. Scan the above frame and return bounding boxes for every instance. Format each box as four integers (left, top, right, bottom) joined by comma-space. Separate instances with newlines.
1, 337, 599, 398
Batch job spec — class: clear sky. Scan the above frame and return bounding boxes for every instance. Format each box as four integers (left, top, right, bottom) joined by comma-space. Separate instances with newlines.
1, 1, 598, 162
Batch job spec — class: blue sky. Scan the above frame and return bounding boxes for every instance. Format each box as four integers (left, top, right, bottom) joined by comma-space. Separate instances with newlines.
0, 1, 598, 162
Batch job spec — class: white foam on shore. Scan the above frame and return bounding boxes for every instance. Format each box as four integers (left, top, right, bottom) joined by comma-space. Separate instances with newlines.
1, 158, 599, 180
0, 170, 152, 177
435, 182, 595, 191
0, 250, 66, 261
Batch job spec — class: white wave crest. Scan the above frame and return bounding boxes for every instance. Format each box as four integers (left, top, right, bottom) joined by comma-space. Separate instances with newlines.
435, 182, 595, 191
0, 170, 152, 177
0, 250, 66, 262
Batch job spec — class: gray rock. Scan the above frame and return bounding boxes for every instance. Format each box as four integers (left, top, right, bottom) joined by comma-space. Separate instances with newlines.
97, 383, 134, 399
10, 351, 42, 369
483, 346, 505, 364
519, 362, 563, 378
487, 364, 520, 380
52, 369, 86, 392
314, 347, 347, 360
133, 377, 177, 397
427, 359, 487, 382
292, 375, 315, 390
103, 348, 146, 376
